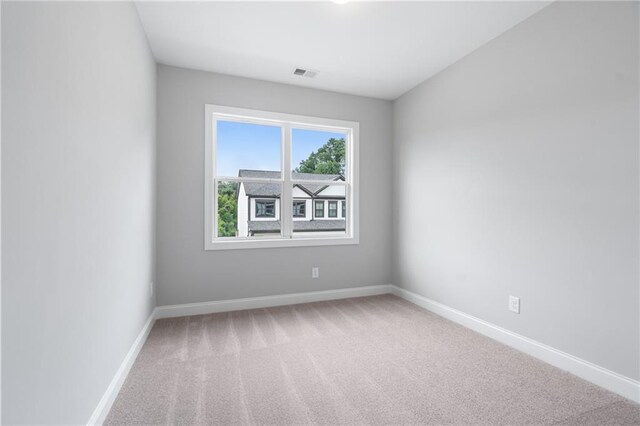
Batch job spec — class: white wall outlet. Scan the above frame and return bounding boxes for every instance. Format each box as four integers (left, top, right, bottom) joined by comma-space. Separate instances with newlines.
312, 267, 319, 279
509, 295, 520, 314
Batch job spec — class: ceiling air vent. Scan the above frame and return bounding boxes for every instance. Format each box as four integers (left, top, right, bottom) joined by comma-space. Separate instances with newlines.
292, 68, 317, 78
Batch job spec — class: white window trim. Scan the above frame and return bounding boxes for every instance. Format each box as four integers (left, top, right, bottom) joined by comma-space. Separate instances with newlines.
204, 104, 359, 250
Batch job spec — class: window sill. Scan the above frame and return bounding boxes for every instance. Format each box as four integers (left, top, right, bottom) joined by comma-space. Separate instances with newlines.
205, 235, 359, 251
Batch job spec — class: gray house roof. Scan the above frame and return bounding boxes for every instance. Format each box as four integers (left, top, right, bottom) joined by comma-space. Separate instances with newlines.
248, 220, 346, 233
238, 169, 343, 197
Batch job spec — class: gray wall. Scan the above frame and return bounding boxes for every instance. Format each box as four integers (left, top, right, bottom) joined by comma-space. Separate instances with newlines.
156, 65, 392, 306
393, 1, 639, 380
2, 2, 156, 424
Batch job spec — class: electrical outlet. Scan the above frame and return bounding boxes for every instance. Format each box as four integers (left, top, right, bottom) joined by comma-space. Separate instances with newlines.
312, 267, 319, 279
149, 281, 154, 298
509, 296, 520, 314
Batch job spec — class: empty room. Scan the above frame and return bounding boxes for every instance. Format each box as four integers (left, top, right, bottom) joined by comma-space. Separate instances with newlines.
2, 0, 640, 424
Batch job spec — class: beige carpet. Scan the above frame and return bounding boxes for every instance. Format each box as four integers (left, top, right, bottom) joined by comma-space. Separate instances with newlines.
105, 295, 640, 425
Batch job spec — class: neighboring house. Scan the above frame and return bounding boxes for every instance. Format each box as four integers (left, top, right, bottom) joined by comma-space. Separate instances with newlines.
237, 169, 346, 237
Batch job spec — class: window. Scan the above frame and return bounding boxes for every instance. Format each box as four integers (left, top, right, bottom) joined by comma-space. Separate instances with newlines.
328, 201, 338, 218
293, 200, 306, 218
205, 104, 359, 250
256, 200, 276, 218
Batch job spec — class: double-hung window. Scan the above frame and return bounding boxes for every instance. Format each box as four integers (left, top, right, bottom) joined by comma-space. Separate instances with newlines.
205, 104, 359, 250
328, 201, 338, 218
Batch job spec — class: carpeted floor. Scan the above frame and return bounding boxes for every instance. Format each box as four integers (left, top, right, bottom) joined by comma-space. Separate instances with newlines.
105, 295, 640, 425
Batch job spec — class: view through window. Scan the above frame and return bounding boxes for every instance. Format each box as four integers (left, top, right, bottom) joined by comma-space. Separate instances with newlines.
205, 105, 358, 249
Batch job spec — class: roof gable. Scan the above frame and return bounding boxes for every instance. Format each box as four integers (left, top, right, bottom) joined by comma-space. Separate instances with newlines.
238, 169, 344, 197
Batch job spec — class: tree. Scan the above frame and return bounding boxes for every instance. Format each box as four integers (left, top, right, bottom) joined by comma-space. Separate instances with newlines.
294, 137, 345, 175
217, 182, 238, 237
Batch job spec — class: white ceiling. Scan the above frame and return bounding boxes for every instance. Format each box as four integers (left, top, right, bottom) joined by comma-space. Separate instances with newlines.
135, 1, 551, 100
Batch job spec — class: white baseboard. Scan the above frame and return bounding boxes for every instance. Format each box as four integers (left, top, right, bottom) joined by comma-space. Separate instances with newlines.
391, 285, 640, 403
155, 284, 394, 319
87, 309, 158, 425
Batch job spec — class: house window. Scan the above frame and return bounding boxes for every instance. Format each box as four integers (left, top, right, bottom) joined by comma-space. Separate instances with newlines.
256, 200, 276, 218
205, 104, 359, 250
293, 200, 306, 218
342, 200, 346, 218
328, 201, 338, 218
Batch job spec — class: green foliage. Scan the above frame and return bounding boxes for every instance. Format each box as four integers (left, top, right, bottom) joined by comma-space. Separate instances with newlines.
218, 182, 238, 237
294, 138, 346, 175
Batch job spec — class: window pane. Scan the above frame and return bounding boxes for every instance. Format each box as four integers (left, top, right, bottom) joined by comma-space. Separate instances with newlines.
293, 184, 347, 237
235, 181, 282, 238
216, 120, 281, 177
292, 128, 347, 178
293, 200, 306, 218
216, 180, 239, 238
342, 200, 346, 219
256, 200, 276, 218
328, 201, 338, 218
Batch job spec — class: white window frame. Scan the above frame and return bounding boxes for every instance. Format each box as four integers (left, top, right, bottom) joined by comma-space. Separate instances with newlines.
204, 104, 359, 250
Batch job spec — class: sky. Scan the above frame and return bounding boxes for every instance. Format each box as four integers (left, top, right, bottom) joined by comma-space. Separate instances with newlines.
216, 120, 346, 177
